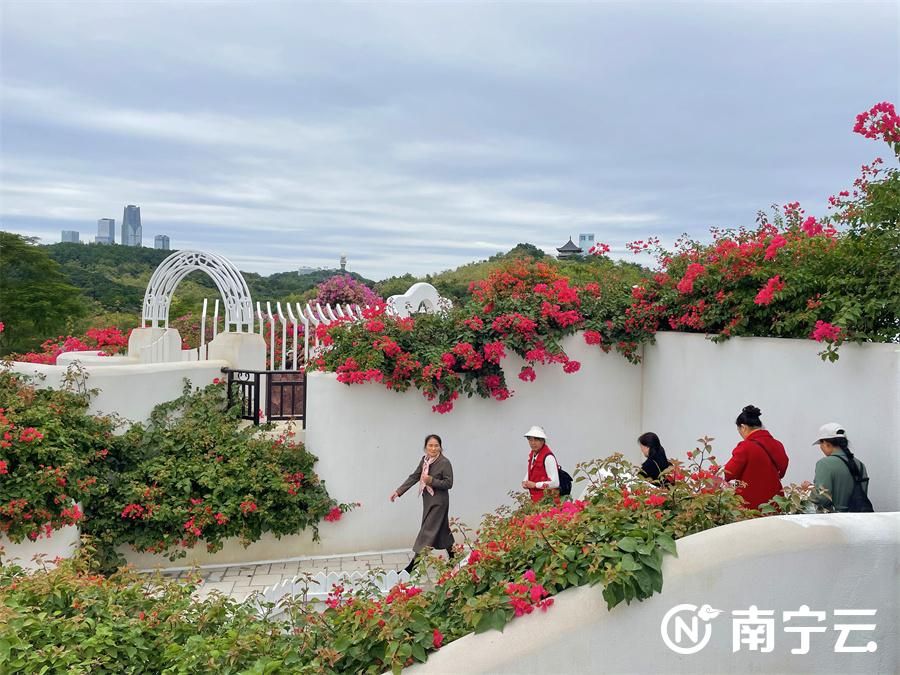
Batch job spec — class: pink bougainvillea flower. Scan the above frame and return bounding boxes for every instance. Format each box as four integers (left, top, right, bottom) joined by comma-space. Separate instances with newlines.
754, 275, 785, 306
810, 320, 842, 342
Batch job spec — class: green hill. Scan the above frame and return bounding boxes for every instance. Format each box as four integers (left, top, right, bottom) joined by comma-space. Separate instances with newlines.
376, 243, 648, 302
11, 240, 647, 346
40, 242, 377, 331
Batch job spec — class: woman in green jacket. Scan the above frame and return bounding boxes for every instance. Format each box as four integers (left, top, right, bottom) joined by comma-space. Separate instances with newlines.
812, 423, 871, 512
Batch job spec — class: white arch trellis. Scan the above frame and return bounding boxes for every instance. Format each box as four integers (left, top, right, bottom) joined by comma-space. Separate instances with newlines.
142, 250, 255, 332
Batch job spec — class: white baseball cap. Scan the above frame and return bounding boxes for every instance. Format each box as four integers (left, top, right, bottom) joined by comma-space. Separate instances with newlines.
813, 422, 846, 445
524, 425, 547, 439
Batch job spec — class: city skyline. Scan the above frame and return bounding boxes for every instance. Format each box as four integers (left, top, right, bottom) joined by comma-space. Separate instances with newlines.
2, 2, 896, 279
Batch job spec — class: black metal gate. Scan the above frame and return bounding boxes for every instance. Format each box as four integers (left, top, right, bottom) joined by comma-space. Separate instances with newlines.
222, 368, 306, 425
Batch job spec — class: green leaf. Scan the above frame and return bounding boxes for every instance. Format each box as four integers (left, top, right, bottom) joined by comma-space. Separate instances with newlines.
617, 537, 638, 553
655, 534, 677, 556
411, 642, 427, 663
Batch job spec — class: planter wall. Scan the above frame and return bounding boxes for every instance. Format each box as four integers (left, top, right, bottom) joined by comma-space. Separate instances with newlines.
0, 522, 81, 570
410, 513, 900, 675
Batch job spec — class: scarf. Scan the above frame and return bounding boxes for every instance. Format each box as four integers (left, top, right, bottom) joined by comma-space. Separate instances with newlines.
418, 455, 436, 496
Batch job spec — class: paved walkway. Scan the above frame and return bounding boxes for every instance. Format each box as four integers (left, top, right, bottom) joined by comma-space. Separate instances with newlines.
148, 550, 414, 602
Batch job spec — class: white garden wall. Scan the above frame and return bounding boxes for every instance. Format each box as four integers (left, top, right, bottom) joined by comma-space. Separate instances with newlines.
303, 334, 643, 555
8, 359, 228, 426
410, 513, 899, 675
642, 333, 899, 512
297, 332, 897, 557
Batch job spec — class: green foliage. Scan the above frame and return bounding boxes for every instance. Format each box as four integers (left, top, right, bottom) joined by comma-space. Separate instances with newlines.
82, 382, 342, 571
0, 233, 88, 355
0, 550, 314, 674
0, 439, 817, 674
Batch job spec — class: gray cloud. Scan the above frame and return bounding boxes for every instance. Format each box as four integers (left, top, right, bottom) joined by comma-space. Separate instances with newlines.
1, 1, 897, 280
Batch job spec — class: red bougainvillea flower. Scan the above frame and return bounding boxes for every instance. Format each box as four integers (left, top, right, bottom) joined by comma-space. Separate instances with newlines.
754, 275, 785, 306
0, 459, 8, 474
239, 500, 258, 515
676, 263, 706, 294
811, 320, 842, 342
562, 360, 581, 374
853, 101, 900, 144
433, 629, 444, 649
583, 330, 602, 345
763, 235, 788, 260
801, 216, 824, 237
324, 506, 343, 522
518, 366, 536, 382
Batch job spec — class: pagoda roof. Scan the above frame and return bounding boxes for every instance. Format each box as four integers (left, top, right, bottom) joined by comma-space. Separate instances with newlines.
556, 238, 583, 253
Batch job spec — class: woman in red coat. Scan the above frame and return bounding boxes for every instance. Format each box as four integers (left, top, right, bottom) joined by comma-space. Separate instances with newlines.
724, 405, 789, 509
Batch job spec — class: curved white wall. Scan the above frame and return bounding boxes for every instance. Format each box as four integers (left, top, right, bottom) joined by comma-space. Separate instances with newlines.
642, 333, 899, 512
410, 513, 899, 675
8, 359, 228, 426
303, 334, 643, 555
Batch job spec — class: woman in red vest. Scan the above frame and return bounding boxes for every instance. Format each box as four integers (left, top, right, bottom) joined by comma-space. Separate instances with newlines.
521, 425, 560, 503
724, 405, 789, 509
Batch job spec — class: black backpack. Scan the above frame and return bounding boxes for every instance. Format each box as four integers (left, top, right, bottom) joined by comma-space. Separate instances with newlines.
558, 465, 573, 497
834, 455, 874, 513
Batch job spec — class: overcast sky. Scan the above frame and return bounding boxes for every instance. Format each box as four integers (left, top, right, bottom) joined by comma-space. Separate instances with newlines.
1, 1, 897, 280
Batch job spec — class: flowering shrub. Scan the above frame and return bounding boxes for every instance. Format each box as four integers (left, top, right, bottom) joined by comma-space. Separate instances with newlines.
82, 381, 350, 570
0, 371, 114, 542
1, 439, 818, 673
624, 102, 899, 361
316, 258, 647, 413
314, 274, 383, 308
8, 327, 130, 365
0, 554, 315, 674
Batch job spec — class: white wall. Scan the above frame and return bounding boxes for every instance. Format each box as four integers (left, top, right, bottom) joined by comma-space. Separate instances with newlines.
642, 333, 899, 511
410, 513, 900, 675
8, 359, 229, 426
303, 334, 643, 554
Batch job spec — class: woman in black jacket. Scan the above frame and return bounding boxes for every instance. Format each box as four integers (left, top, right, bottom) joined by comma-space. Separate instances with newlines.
638, 432, 671, 481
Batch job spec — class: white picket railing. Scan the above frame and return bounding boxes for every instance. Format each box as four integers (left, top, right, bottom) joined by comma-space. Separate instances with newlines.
254, 569, 411, 617
189, 283, 450, 370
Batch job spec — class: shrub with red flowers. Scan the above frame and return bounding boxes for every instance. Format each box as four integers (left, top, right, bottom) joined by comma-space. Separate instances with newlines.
0, 370, 114, 542
8, 327, 130, 365
81, 381, 353, 570
624, 102, 899, 361
1, 436, 822, 674
315, 258, 648, 413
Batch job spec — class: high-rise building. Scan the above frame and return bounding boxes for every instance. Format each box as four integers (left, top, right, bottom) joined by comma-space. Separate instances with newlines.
578, 233, 596, 253
154, 234, 171, 250
95, 218, 115, 245
121, 205, 142, 246
61, 230, 80, 243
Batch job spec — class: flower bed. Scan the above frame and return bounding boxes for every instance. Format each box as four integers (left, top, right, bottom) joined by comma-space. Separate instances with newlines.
315, 102, 898, 410
315, 259, 644, 414
7, 327, 130, 365
0, 371, 350, 573
0, 372, 113, 544
0, 442, 819, 673
82, 381, 352, 571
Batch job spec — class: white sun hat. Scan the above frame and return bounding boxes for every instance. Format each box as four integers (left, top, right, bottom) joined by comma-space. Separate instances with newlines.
813, 422, 846, 445
524, 425, 547, 439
